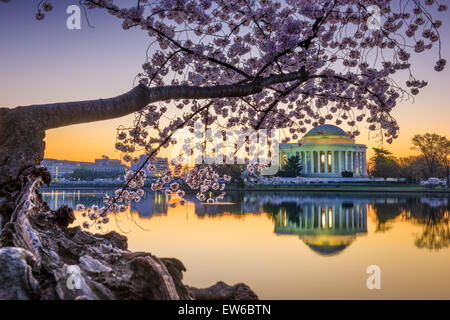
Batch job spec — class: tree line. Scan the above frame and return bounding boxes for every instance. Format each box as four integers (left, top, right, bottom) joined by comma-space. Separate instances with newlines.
270, 132, 449, 182
370, 133, 449, 183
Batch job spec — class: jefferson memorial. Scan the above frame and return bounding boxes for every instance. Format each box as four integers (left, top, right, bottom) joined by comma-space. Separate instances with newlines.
279, 124, 367, 177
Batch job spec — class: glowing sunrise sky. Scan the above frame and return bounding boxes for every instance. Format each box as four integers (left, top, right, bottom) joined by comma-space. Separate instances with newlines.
0, 1, 449, 162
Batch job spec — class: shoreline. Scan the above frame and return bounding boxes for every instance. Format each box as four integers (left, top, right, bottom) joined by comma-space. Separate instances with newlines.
226, 188, 450, 194
40, 184, 450, 194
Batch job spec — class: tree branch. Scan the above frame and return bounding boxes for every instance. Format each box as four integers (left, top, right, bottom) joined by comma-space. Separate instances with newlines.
17, 68, 309, 130
0, 68, 308, 186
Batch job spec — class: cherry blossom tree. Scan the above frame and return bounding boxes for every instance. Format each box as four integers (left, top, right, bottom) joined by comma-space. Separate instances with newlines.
0, 0, 448, 228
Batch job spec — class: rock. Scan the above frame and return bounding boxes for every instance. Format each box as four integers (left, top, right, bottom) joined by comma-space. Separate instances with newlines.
119, 252, 183, 300
52, 263, 113, 300
95, 231, 128, 250
0, 247, 40, 299
188, 281, 258, 300
161, 257, 191, 299
79, 255, 112, 274
75, 295, 92, 300
54, 205, 75, 228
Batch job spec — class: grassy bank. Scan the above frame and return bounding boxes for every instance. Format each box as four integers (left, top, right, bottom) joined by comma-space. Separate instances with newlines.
226, 184, 450, 193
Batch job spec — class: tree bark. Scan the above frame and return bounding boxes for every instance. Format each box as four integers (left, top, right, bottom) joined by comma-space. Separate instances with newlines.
0, 107, 47, 189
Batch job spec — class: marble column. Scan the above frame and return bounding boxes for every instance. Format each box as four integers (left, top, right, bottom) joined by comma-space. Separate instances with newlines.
356, 152, 359, 175
331, 151, 335, 174
359, 152, 362, 175
310, 151, 314, 174
359, 152, 362, 174
350, 151, 354, 173
317, 151, 321, 174
346, 151, 349, 171
324, 151, 329, 173
363, 150, 367, 175
301, 151, 305, 173
303, 152, 307, 173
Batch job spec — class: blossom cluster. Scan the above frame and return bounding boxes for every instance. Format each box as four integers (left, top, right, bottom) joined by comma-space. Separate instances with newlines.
420, 177, 447, 187
71, 0, 446, 146
75, 167, 147, 229
75, 203, 110, 230
30, 1, 448, 145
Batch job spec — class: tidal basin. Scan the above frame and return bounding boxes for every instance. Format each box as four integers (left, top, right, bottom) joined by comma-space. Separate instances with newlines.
42, 189, 450, 299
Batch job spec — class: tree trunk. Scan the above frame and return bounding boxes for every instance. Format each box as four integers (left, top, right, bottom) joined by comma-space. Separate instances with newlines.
0, 108, 47, 189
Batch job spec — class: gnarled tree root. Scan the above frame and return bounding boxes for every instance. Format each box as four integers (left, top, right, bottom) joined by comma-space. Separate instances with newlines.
0, 174, 258, 300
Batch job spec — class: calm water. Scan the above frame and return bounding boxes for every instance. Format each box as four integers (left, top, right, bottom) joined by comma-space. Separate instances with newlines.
41, 188, 450, 299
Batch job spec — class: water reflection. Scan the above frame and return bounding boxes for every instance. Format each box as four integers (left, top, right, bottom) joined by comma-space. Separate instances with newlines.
273, 201, 367, 256
41, 189, 449, 253
130, 191, 168, 218
368, 196, 450, 250
40, 189, 450, 299
414, 198, 449, 250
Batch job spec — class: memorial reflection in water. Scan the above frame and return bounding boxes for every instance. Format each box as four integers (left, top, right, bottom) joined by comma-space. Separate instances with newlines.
42, 190, 449, 256
274, 200, 367, 255
186, 193, 369, 256
40, 189, 450, 299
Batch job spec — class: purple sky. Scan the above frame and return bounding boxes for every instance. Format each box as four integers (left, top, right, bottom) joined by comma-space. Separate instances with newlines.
0, 1, 449, 161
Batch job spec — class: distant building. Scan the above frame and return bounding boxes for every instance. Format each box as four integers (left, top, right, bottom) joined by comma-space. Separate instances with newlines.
130, 155, 169, 177
41, 159, 90, 181
279, 124, 368, 177
41, 156, 127, 182
91, 156, 126, 172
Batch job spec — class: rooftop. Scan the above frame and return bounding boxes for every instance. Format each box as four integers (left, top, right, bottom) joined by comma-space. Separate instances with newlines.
304, 124, 347, 137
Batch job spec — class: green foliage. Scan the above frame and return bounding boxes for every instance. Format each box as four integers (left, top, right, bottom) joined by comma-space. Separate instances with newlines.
398, 156, 428, 183
411, 133, 450, 178
370, 147, 395, 164
341, 171, 353, 177
277, 154, 302, 177
263, 202, 302, 225
371, 161, 402, 181
369, 147, 402, 181
215, 164, 245, 186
